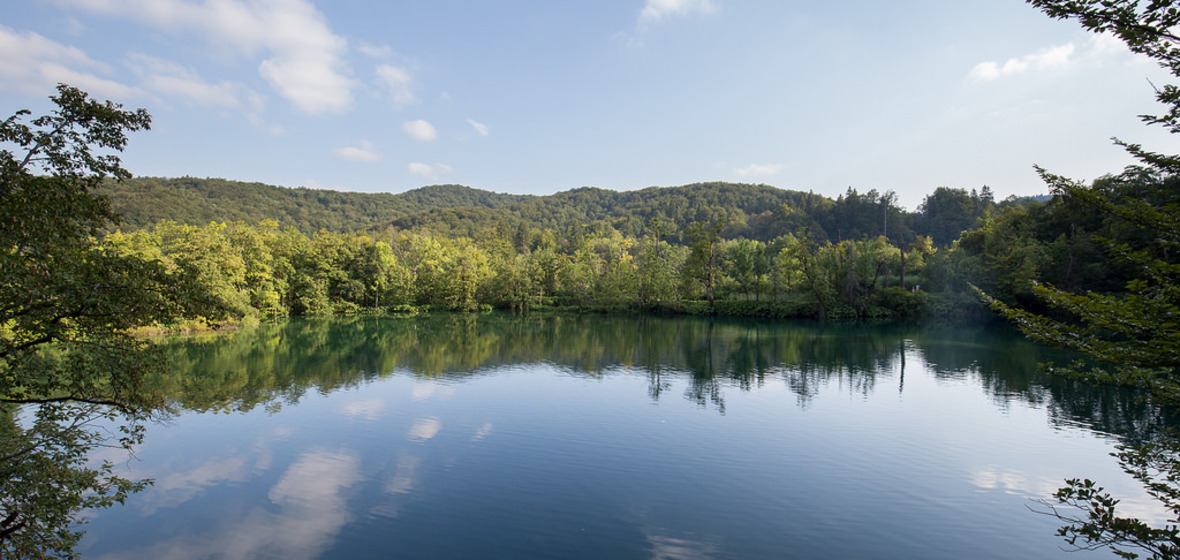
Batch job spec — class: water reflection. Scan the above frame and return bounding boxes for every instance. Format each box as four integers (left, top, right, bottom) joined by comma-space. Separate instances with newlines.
78, 315, 1180, 560
406, 418, 441, 442
100, 448, 361, 560
645, 529, 718, 560
150, 314, 1170, 442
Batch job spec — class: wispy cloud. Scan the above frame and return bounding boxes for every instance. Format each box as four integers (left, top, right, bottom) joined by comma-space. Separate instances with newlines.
622, 0, 717, 46
376, 64, 416, 108
0, 25, 137, 97
403, 119, 437, 141
358, 42, 394, 59
128, 53, 243, 108
640, 0, 716, 23
1086, 31, 1135, 61
332, 140, 380, 162
969, 43, 1075, 81
55, 0, 355, 114
734, 163, 783, 177
467, 118, 489, 136
408, 162, 452, 181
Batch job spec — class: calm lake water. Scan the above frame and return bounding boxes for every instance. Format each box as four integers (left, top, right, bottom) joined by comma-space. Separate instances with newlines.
77, 314, 1173, 559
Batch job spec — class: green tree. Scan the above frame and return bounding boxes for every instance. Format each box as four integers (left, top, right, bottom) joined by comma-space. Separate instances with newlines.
684, 219, 726, 308
636, 219, 684, 309
979, 2, 1180, 558
226, 220, 290, 320
917, 186, 993, 247
0, 85, 218, 557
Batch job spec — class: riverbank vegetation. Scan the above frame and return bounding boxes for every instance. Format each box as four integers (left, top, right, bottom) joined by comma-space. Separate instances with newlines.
91, 171, 1160, 328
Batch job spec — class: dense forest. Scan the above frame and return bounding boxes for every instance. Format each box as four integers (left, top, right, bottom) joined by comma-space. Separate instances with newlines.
104, 176, 1006, 245
92, 171, 1159, 326
100, 177, 532, 232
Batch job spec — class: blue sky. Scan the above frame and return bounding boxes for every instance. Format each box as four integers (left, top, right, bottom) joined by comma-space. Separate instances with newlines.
2, 0, 1175, 209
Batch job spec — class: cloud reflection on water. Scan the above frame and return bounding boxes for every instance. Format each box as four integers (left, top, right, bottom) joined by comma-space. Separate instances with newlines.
412, 381, 455, 401
95, 448, 361, 560
340, 398, 386, 421
386, 454, 421, 496
406, 417, 441, 442
971, 464, 1172, 526
645, 529, 718, 560
472, 422, 494, 442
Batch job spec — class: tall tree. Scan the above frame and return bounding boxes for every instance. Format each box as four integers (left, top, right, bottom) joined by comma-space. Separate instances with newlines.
684, 219, 726, 308
0, 85, 217, 557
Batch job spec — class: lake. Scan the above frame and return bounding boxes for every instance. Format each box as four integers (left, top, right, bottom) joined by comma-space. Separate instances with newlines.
77, 314, 1172, 559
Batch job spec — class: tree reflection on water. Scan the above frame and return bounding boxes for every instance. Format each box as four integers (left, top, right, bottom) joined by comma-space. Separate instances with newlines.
150, 313, 1172, 442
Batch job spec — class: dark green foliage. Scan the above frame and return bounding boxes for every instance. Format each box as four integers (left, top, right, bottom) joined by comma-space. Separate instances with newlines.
981, 167, 1180, 400
101, 177, 532, 233
392, 183, 922, 247
978, 1, 1180, 557
818, 188, 913, 245
389, 182, 823, 241
684, 219, 727, 307
916, 186, 994, 247
0, 86, 222, 558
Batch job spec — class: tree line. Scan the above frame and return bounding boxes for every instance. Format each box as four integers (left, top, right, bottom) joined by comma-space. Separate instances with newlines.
94, 170, 1157, 326
104, 176, 1008, 247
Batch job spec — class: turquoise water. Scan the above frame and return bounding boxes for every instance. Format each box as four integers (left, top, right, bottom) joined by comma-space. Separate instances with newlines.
77, 315, 1170, 559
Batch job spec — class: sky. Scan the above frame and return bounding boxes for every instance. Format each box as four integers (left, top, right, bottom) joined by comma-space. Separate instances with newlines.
2, 0, 1177, 210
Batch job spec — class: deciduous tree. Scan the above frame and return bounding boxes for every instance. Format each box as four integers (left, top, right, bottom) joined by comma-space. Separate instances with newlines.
0, 85, 217, 557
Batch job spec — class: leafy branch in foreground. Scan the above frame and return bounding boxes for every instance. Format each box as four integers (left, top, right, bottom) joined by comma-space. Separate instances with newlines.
1031, 436, 1180, 559
1, 85, 223, 558
978, 1, 1180, 557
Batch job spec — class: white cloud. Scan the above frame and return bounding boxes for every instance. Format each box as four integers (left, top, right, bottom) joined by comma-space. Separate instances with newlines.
408, 162, 452, 181
376, 64, 416, 108
128, 53, 242, 108
640, 0, 716, 23
403, 119, 437, 141
734, 163, 783, 177
0, 25, 137, 98
55, 0, 355, 114
358, 42, 394, 59
332, 140, 380, 162
1086, 32, 1152, 66
969, 43, 1075, 81
467, 118, 489, 136
302, 178, 324, 189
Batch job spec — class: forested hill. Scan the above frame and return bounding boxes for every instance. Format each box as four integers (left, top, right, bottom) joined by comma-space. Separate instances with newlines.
388, 181, 1003, 246
389, 182, 832, 241
102, 176, 1008, 248
101, 177, 533, 232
